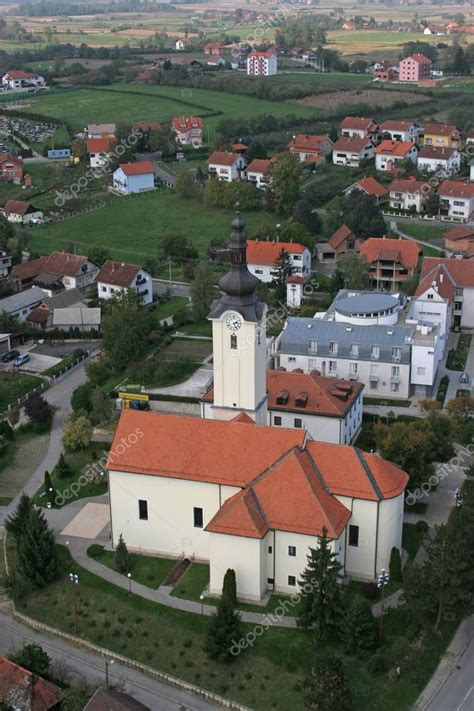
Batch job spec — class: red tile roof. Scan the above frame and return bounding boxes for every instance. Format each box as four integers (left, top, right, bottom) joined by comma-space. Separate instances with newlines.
246, 158, 272, 174
267, 370, 363, 417
375, 140, 415, 157
329, 224, 353, 249
288, 134, 330, 153
439, 180, 474, 199
207, 151, 241, 166
389, 177, 426, 193
246, 240, 307, 266
417, 257, 474, 291
444, 225, 474, 243
0, 657, 63, 710
44, 251, 93, 277
418, 146, 458, 160
87, 137, 115, 154
119, 161, 155, 176
4, 198, 34, 216
10, 255, 47, 282
360, 237, 420, 269
248, 50, 275, 58
0, 151, 22, 166
171, 116, 203, 131
339, 117, 377, 132
4, 70, 39, 79
351, 176, 388, 198
333, 136, 371, 153
423, 123, 460, 138
380, 120, 416, 132
403, 53, 432, 64
97, 260, 142, 287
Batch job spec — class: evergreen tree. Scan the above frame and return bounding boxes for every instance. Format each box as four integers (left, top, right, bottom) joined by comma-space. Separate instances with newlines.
43, 470, 56, 507
89, 386, 113, 425
24, 393, 52, 425
301, 653, 352, 711
10, 644, 51, 677
389, 546, 402, 583
272, 248, 293, 303
297, 528, 343, 639
5, 493, 33, 541
115, 534, 129, 573
190, 261, 216, 320
269, 153, 302, 216
205, 599, 243, 663
56, 452, 72, 480
18, 509, 61, 588
222, 569, 237, 606
342, 596, 378, 653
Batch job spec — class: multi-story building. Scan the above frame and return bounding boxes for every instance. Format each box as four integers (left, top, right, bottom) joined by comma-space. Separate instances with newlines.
0, 152, 23, 183
113, 162, 155, 195
422, 124, 461, 149
359, 237, 420, 291
374, 140, 418, 172
399, 54, 432, 82
171, 116, 204, 147
288, 134, 333, 162
246, 159, 273, 189
388, 178, 429, 213
96, 260, 153, 306
332, 137, 375, 167
439, 181, 474, 220
328, 225, 361, 260
339, 117, 379, 139
207, 152, 247, 182
0, 249, 11, 278
246, 240, 311, 283
247, 51, 277, 76
2, 70, 45, 89
379, 120, 421, 143
418, 146, 461, 176
87, 137, 116, 169
343, 177, 388, 204
415, 257, 474, 329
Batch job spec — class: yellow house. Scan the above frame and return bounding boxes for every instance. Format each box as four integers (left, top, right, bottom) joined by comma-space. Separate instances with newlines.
422, 123, 461, 148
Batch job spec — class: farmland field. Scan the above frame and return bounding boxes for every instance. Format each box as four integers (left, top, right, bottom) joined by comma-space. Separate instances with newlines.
327, 29, 470, 58
293, 88, 431, 110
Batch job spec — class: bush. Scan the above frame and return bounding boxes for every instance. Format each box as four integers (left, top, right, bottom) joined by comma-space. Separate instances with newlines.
361, 582, 380, 600
367, 651, 390, 675
87, 544, 104, 559
416, 520, 429, 533
389, 547, 402, 583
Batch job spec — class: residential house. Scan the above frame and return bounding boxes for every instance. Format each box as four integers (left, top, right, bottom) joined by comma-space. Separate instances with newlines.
0, 249, 11, 278
0, 151, 23, 183
332, 137, 375, 167
87, 137, 116, 169
2, 70, 45, 89
203, 42, 227, 55
26, 288, 87, 330
422, 123, 461, 148
374, 140, 418, 172
246, 240, 311, 283
207, 151, 246, 182
288, 134, 333, 162
439, 181, 474, 220
84, 688, 150, 711
399, 54, 432, 82
415, 257, 474, 329
328, 224, 361, 259
3, 198, 43, 224
373, 65, 398, 82
52, 307, 101, 332
247, 51, 277, 76
388, 177, 428, 212
379, 120, 421, 143
171, 116, 204, 147
444, 225, 474, 255
9, 251, 99, 292
85, 123, 116, 139
339, 117, 379, 139
0, 657, 63, 710
175, 38, 191, 51
97, 260, 153, 305
113, 161, 155, 195
246, 158, 273, 189
202, 369, 364, 445
418, 146, 461, 175
0, 285, 48, 320
343, 176, 388, 204
359, 237, 420, 291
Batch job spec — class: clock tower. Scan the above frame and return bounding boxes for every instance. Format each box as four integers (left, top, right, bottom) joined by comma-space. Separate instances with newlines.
207, 209, 268, 423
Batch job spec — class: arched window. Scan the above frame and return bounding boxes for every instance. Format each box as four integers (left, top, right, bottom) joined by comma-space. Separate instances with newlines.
230, 334, 237, 349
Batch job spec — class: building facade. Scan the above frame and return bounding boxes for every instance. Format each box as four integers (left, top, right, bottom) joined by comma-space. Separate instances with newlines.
247, 51, 277, 76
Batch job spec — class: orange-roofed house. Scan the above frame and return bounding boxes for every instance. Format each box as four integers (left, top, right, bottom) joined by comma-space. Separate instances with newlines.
332, 136, 376, 167
422, 123, 461, 149
87, 136, 116, 169
388, 177, 429, 213
112, 161, 155, 195
0, 151, 23, 183
0, 657, 63, 710
343, 176, 388, 204
246, 239, 311, 283
2, 69, 45, 89
399, 53, 432, 82
247, 50, 277, 76
339, 116, 379, 139
207, 151, 247, 182
414, 256, 474, 329
439, 180, 474, 220
246, 158, 273, 189
288, 134, 333, 162
375, 140, 418, 172
360, 237, 420, 291
379, 119, 421, 143
171, 116, 203, 146
444, 225, 474, 255
107, 210, 409, 601
328, 224, 362, 259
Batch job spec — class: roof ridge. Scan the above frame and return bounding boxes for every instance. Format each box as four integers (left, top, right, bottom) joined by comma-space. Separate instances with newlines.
299, 445, 330, 493
246, 487, 271, 528
246, 445, 302, 489
354, 448, 384, 500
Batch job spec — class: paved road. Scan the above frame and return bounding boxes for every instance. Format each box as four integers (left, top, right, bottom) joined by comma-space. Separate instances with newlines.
0, 612, 218, 711
152, 279, 191, 298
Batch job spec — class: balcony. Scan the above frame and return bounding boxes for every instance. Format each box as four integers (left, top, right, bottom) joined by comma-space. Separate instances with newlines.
349, 373, 359, 381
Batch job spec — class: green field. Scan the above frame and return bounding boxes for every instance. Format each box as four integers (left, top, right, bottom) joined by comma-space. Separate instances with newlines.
28, 190, 276, 262
397, 222, 447, 242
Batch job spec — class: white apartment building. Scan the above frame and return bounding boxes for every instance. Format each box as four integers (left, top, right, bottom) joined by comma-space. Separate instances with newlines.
246, 159, 273, 189
415, 257, 474, 330
247, 51, 277, 76
339, 117, 379, 139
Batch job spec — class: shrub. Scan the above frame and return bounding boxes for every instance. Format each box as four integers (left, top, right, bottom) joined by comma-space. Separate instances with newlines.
367, 651, 390, 675
361, 582, 380, 600
389, 547, 402, 583
416, 520, 429, 533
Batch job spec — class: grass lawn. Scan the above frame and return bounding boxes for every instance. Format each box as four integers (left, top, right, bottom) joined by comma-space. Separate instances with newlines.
87, 544, 175, 590
28, 190, 275, 263
397, 222, 447, 243
178, 320, 213, 337
7, 540, 458, 711
363, 397, 411, 407
0, 372, 44, 412
446, 334, 472, 371
32, 442, 109, 508
162, 338, 212, 360
171, 562, 210, 601
152, 297, 189, 322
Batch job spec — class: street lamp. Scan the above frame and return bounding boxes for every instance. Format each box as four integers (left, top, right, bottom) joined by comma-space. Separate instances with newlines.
199, 594, 204, 615
127, 572, 132, 594
69, 572, 79, 635
377, 567, 390, 643
105, 658, 114, 689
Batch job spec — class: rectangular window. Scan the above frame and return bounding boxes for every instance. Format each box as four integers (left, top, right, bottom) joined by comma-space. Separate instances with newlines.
309, 339, 318, 354
268, 546, 273, 554
417, 366, 426, 375
328, 360, 337, 373
138, 499, 148, 520
294, 418, 303, 429
391, 382, 400, 392
267, 577, 274, 584
193, 507, 203, 528
288, 357, 296, 363
329, 341, 338, 355
349, 525, 359, 547
349, 343, 359, 358
308, 358, 318, 370
370, 380, 378, 390
230, 334, 237, 350
101, 285, 106, 292
392, 366, 400, 377
392, 347, 401, 361
288, 546, 296, 556
255, 269, 263, 274
371, 345, 380, 360
274, 416, 282, 426
288, 576, 296, 587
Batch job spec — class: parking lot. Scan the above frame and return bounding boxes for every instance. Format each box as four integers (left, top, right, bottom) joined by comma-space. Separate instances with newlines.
0, 349, 60, 374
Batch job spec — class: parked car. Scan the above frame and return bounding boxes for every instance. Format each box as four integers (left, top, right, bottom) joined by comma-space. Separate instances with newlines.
2, 349, 19, 363
14, 353, 30, 367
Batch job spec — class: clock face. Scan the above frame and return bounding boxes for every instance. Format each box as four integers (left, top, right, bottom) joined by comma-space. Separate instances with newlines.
225, 314, 242, 332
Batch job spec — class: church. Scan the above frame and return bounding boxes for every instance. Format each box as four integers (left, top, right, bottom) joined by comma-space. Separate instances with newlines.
107, 212, 408, 601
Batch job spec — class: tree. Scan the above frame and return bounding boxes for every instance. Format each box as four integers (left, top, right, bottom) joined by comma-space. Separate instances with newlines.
0, 213, 15, 245
222, 568, 237, 606
205, 599, 243, 663
56, 452, 72, 479
102, 290, 154, 371
115, 533, 129, 573
301, 653, 352, 711
342, 596, 378, 653
5, 493, 33, 541
89, 386, 113, 425
375, 420, 434, 490
245, 140, 267, 161
451, 46, 471, 75
88, 246, 112, 267
297, 528, 343, 639
269, 153, 302, 216
24, 392, 52, 425
18, 509, 61, 588
272, 248, 293, 303
293, 198, 321, 235
63, 414, 93, 452
10, 643, 51, 677
71, 137, 86, 160
389, 546, 402, 583
0, 419, 14, 441
175, 169, 201, 200
343, 192, 386, 239
338, 252, 370, 290
43, 470, 56, 507
159, 232, 198, 264
190, 261, 215, 320
446, 395, 474, 422
71, 382, 94, 414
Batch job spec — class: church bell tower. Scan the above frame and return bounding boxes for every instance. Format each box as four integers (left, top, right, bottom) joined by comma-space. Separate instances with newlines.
207, 209, 267, 423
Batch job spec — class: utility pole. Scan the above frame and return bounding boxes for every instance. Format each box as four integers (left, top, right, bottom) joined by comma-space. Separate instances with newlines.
377, 567, 389, 643
69, 572, 79, 635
